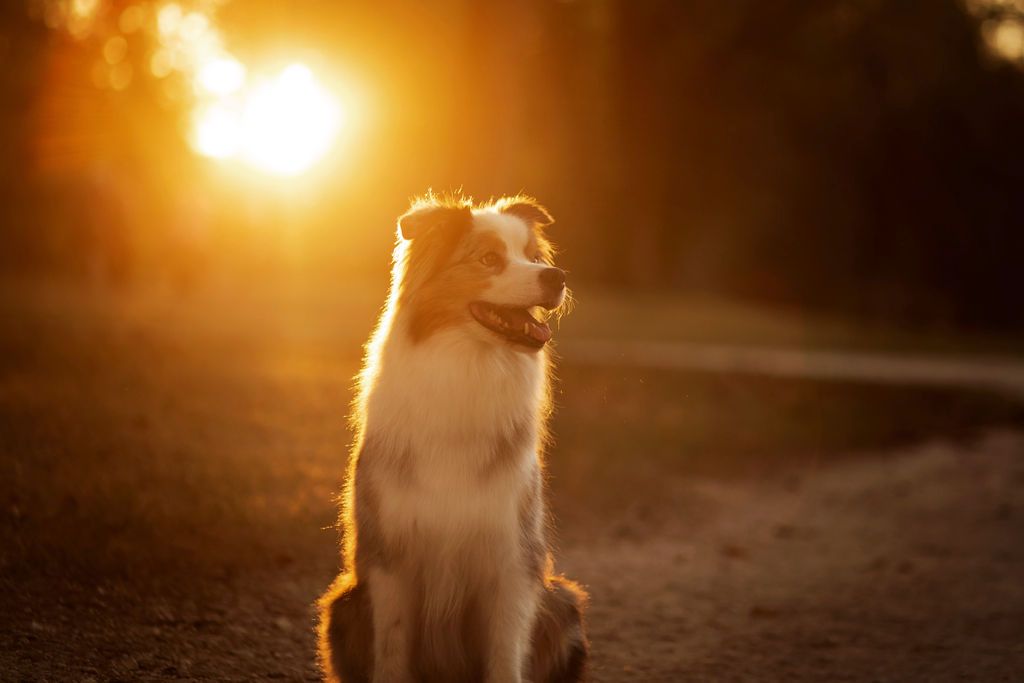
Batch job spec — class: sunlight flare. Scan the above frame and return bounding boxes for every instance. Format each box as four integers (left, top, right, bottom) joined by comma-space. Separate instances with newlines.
192, 102, 241, 159
189, 63, 343, 176
197, 57, 246, 96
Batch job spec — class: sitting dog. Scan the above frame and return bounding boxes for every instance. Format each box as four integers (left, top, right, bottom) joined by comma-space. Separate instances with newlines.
317, 193, 588, 682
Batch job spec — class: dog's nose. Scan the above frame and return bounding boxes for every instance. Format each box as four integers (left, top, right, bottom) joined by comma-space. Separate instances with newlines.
540, 267, 566, 296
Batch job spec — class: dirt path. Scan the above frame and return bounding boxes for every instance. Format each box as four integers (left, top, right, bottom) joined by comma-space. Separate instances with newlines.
565, 339, 1024, 398
2, 284, 1024, 681
5, 431, 1021, 682
562, 431, 1024, 682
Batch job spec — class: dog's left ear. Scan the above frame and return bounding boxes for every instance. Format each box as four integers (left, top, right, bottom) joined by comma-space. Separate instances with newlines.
398, 204, 472, 241
501, 199, 554, 228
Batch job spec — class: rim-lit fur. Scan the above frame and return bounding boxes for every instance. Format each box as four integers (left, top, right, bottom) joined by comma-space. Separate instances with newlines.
317, 192, 588, 682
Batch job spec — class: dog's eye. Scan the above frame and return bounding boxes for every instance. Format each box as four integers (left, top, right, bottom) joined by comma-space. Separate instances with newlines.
532, 255, 543, 264
480, 252, 501, 267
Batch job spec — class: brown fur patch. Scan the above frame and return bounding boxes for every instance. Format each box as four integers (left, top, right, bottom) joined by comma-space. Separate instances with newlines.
338, 434, 411, 577
525, 229, 540, 262
497, 196, 554, 228
531, 576, 590, 683
497, 196, 556, 264
480, 419, 531, 479
317, 574, 372, 683
402, 228, 508, 343
470, 231, 510, 272
318, 574, 587, 683
350, 434, 414, 574
352, 469, 391, 573
528, 224, 555, 266
398, 202, 472, 242
518, 466, 547, 582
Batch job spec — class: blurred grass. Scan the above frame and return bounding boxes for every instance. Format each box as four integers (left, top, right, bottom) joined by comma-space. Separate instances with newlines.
559, 287, 1024, 356
0, 276, 1022, 581
546, 364, 1024, 531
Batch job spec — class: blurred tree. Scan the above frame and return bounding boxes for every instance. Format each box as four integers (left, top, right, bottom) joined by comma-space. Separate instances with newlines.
2, 0, 1023, 329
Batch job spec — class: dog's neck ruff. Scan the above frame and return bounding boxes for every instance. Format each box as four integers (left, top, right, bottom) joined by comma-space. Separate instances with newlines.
362, 316, 548, 449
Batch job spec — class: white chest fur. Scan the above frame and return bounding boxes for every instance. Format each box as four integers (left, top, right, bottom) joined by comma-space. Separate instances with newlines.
361, 325, 545, 557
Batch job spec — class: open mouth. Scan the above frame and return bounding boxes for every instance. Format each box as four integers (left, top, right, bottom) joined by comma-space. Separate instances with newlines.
469, 302, 553, 349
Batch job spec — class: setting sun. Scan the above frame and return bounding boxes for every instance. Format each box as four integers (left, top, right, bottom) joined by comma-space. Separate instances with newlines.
191, 63, 343, 176
196, 56, 246, 96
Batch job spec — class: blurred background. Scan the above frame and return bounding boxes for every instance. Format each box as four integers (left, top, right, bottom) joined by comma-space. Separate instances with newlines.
2, 1, 1024, 680
3, 0, 1024, 327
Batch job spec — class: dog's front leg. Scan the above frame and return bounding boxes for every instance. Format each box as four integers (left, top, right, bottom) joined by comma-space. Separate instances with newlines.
367, 566, 413, 683
485, 573, 541, 683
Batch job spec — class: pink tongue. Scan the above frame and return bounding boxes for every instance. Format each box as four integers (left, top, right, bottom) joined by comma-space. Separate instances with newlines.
529, 323, 552, 342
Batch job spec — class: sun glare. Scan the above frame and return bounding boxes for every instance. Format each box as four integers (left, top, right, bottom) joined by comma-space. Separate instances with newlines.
43, 0, 348, 177
240, 64, 343, 176
152, 1, 346, 175
190, 63, 343, 177
197, 57, 246, 96
192, 102, 241, 159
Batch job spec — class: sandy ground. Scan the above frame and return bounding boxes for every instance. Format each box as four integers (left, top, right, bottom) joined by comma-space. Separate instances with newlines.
1, 281, 1023, 681
559, 432, 1024, 681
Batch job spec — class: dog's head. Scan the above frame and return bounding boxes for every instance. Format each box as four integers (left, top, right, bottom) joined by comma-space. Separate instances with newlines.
393, 193, 568, 352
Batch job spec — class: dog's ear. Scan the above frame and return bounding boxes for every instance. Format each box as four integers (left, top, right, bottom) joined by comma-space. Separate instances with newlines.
398, 204, 472, 241
501, 198, 554, 228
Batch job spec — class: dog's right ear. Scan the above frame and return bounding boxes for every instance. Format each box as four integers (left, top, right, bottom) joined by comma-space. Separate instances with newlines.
501, 198, 554, 229
398, 204, 472, 241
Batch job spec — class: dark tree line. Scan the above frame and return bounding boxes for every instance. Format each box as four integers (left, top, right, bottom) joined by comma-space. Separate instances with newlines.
546, 0, 1024, 328
1, 0, 1023, 329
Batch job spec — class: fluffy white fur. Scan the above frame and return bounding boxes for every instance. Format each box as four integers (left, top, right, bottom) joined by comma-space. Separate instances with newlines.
318, 198, 586, 683
361, 209, 557, 681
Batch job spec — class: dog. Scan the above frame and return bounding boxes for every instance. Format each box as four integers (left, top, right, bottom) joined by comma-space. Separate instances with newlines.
317, 192, 588, 683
